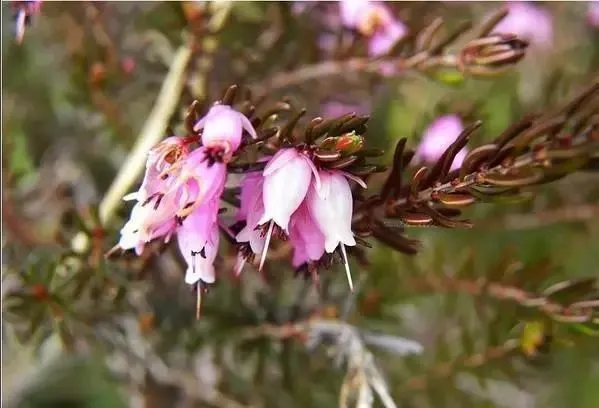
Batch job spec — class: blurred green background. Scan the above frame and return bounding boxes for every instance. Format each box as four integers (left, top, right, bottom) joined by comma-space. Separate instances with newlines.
2, 2, 599, 408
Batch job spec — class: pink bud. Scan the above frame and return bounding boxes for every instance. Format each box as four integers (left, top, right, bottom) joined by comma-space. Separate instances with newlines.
415, 115, 468, 171
177, 198, 220, 285
121, 57, 136, 75
193, 104, 257, 160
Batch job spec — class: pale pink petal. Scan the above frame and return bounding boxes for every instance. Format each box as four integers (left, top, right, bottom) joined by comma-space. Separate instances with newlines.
263, 148, 299, 176
307, 171, 356, 253
177, 201, 221, 285
258, 151, 313, 232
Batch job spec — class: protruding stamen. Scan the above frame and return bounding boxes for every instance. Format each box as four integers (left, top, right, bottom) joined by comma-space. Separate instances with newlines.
340, 244, 354, 292
258, 221, 275, 272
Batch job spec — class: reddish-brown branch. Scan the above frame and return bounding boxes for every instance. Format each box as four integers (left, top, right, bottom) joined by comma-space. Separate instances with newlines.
402, 274, 597, 323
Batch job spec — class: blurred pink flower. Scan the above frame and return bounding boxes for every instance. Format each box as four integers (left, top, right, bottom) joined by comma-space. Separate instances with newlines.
193, 104, 257, 162
414, 115, 468, 171
177, 198, 220, 285
339, 0, 406, 57
306, 170, 366, 290
491, 2, 553, 49
588, 2, 599, 28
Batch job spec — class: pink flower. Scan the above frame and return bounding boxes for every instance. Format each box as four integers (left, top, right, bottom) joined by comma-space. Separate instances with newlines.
339, 0, 406, 57
491, 2, 553, 49
588, 2, 599, 28
414, 115, 468, 171
124, 136, 190, 204
234, 172, 267, 276
118, 144, 227, 255
235, 172, 267, 256
234, 148, 320, 272
289, 202, 325, 268
165, 147, 227, 218
306, 170, 366, 290
177, 198, 220, 285
257, 148, 319, 232
118, 195, 179, 255
193, 104, 257, 161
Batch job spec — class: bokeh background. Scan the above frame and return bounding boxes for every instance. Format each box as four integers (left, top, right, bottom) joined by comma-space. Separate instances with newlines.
2, 2, 599, 408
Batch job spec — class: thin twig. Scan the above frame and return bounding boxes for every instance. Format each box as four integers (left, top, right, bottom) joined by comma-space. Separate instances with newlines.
402, 274, 597, 323
253, 54, 456, 95
386, 137, 599, 213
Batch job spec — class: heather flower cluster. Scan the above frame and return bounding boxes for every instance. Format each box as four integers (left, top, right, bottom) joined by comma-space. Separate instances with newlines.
117, 103, 256, 288
117, 102, 366, 309
110, 1, 574, 319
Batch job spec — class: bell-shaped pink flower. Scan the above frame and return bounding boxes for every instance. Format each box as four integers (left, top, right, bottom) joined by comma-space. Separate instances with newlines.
414, 115, 468, 171
193, 104, 257, 161
177, 198, 220, 285
288, 202, 325, 268
255, 148, 320, 270
258, 148, 319, 232
491, 2, 553, 49
307, 170, 366, 290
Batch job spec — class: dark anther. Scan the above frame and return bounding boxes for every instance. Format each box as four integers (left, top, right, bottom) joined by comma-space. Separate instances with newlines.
153, 194, 164, 210
192, 248, 207, 259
